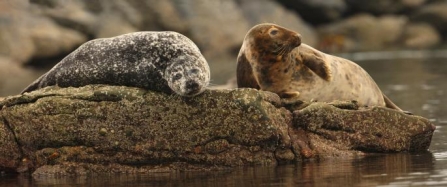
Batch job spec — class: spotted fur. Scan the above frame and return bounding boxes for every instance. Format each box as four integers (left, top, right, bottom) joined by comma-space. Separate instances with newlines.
237, 23, 402, 110
22, 31, 210, 97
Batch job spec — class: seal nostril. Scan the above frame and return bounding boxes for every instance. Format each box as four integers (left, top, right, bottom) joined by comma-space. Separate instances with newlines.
186, 80, 200, 91
296, 34, 302, 46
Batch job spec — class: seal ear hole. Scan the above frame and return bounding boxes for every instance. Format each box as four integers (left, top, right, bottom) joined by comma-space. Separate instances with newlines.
173, 73, 183, 81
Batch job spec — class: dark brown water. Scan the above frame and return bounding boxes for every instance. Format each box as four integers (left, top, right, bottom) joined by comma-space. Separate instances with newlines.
2, 57, 447, 186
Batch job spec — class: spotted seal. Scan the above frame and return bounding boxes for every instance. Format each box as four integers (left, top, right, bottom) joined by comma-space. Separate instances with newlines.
237, 23, 402, 110
22, 31, 210, 97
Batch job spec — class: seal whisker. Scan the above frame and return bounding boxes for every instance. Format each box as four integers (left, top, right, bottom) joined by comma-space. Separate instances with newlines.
278, 45, 290, 57
275, 45, 285, 55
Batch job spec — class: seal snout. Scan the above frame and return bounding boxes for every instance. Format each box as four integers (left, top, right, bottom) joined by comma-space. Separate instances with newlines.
293, 33, 302, 47
186, 80, 199, 91
184, 80, 202, 96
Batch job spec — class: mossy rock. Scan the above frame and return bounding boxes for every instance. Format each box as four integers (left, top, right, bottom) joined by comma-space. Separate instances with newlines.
0, 85, 435, 176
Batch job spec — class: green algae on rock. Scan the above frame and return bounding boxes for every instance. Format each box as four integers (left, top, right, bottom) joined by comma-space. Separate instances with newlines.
294, 103, 435, 154
0, 85, 292, 175
0, 85, 435, 176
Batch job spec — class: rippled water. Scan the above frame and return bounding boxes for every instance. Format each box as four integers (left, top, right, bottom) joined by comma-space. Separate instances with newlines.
1, 57, 447, 186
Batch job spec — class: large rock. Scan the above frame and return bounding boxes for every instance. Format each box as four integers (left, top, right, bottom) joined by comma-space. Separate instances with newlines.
317, 14, 408, 52
401, 23, 441, 49
276, 0, 347, 24
173, 0, 250, 57
346, 0, 427, 15
239, 0, 317, 46
294, 103, 434, 152
0, 56, 41, 97
0, 85, 435, 176
35, 0, 249, 57
0, 0, 87, 64
411, 2, 447, 37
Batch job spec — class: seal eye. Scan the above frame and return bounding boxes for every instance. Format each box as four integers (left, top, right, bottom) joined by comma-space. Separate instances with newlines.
173, 73, 182, 81
269, 29, 278, 36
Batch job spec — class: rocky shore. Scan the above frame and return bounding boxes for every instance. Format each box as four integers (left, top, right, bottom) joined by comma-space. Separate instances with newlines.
0, 85, 435, 176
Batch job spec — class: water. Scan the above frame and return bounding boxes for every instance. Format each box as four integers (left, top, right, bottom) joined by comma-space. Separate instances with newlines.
1, 57, 447, 186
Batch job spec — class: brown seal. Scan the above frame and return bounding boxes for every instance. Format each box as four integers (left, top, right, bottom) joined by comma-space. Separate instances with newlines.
237, 23, 402, 111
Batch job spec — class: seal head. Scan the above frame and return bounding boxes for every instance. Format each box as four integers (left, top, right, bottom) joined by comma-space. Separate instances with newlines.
165, 55, 210, 97
238, 23, 306, 98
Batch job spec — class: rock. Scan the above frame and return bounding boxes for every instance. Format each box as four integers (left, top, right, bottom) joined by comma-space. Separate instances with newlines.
294, 103, 435, 153
175, 0, 250, 57
135, 0, 188, 32
0, 0, 87, 64
411, 2, 447, 37
238, 0, 317, 46
0, 86, 291, 174
34, 0, 140, 38
401, 23, 441, 48
0, 85, 435, 175
317, 14, 408, 52
276, 0, 347, 24
32, 0, 99, 36
346, 0, 427, 15
0, 109, 22, 173
0, 56, 41, 97
28, 18, 88, 59
93, 1, 141, 38
0, 0, 34, 63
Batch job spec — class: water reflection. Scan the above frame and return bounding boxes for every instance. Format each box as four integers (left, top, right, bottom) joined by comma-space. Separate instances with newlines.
0, 153, 440, 187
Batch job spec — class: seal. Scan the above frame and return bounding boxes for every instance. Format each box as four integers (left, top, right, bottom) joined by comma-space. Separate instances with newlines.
22, 31, 210, 97
237, 23, 402, 111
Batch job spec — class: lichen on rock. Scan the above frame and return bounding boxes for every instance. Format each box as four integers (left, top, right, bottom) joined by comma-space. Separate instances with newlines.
0, 85, 435, 176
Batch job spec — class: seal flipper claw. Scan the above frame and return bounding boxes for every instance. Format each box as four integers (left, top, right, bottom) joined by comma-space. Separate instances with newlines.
278, 91, 300, 98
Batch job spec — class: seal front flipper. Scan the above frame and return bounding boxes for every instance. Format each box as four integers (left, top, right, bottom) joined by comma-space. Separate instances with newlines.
298, 45, 332, 81
237, 51, 260, 89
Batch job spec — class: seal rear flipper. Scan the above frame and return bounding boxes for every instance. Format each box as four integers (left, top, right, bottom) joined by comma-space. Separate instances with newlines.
298, 45, 332, 81
383, 94, 407, 113
237, 52, 260, 89
21, 72, 47, 94
21, 80, 40, 94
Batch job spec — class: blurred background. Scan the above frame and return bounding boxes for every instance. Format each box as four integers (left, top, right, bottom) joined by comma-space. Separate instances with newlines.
3, 1, 447, 185
1, 0, 446, 96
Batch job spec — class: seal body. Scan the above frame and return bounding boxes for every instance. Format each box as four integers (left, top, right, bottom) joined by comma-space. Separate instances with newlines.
22, 31, 210, 97
237, 23, 401, 110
